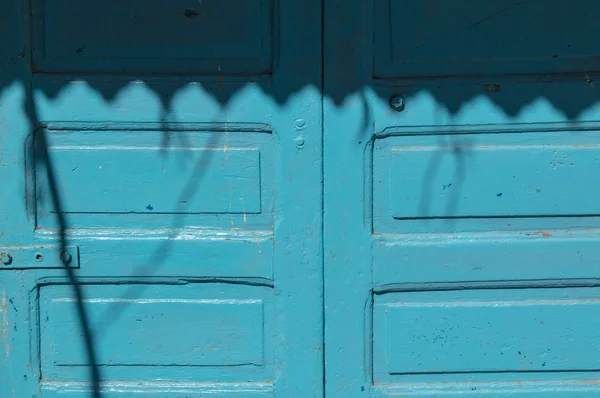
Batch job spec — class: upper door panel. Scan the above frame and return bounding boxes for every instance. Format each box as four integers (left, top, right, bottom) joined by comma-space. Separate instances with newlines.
32, 0, 273, 74
373, 0, 600, 79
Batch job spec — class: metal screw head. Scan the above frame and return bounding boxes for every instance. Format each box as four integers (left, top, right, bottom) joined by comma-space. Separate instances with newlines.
294, 136, 305, 148
294, 118, 306, 130
0, 252, 12, 265
60, 251, 72, 265
390, 95, 405, 112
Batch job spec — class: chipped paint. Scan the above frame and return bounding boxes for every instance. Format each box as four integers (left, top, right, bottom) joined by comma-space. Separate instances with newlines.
0, 289, 9, 355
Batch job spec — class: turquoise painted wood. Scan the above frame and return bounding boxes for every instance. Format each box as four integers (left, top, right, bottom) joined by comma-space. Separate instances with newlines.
3, 0, 600, 397
324, 0, 600, 397
0, 0, 322, 397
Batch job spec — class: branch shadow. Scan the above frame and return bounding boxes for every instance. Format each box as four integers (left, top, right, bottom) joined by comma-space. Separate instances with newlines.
28, 89, 223, 396
2, 1, 600, 397
26, 89, 102, 397
418, 133, 473, 220
92, 128, 222, 338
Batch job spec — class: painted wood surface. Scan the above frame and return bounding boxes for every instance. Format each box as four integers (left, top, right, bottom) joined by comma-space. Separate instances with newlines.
2, 0, 600, 397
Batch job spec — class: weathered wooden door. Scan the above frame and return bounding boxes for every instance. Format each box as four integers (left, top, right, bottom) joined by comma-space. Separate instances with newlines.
0, 0, 323, 397
5, 0, 600, 397
324, 0, 600, 397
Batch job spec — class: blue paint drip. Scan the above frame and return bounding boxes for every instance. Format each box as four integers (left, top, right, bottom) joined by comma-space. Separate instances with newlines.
8, 298, 17, 313
146, 204, 154, 210
496, 193, 503, 197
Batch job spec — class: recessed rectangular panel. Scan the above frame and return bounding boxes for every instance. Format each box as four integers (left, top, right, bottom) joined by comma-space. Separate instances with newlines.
373, 0, 600, 78
373, 130, 600, 231
40, 283, 273, 381
32, 0, 272, 74
36, 232, 274, 279
372, 232, 600, 286
47, 149, 260, 214
35, 127, 273, 228
374, 288, 600, 382
47, 298, 264, 366
390, 145, 596, 218
0, 1, 22, 58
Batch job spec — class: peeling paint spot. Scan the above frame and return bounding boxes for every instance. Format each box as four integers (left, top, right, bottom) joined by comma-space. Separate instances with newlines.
240, 197, 247, 223
1, 289, 9, 355
8, 298, 17, 313
184, 9, 199, 18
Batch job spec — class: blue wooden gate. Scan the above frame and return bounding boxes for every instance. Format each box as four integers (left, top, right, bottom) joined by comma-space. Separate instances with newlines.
0, 0, 323, 396
2, 0, 600, 397
324, 1, 600, 396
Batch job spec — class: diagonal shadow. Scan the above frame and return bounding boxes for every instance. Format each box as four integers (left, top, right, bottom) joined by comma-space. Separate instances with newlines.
418, 133, 473, 220
92, 127, 222, 338
26, 91, 102, 397
30, 93, 222, 394
2, 1, 600, 396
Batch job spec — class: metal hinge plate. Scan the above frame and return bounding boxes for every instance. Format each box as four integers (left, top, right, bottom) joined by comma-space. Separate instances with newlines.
0, 245, 79, 270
